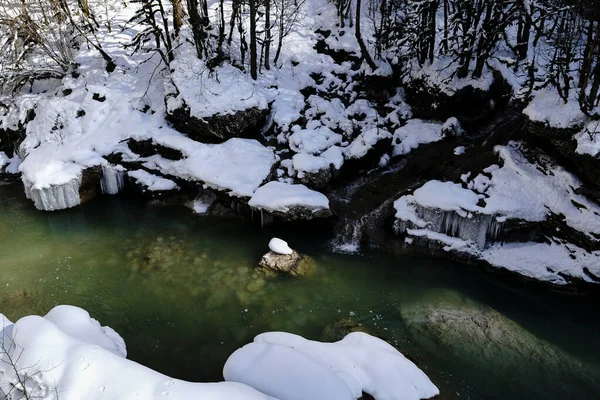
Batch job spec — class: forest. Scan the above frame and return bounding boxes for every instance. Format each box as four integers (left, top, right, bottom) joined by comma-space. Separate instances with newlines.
0, 0, 599, 114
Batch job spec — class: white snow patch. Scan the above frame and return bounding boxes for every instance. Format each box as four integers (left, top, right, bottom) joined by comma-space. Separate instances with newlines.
345, 128, 392, 159
0, 306, 274, 400
481, 241, 600, 285
268, 238, 294, 255
190, 192, 217, 214
128, 170, 179, 191
454, 146, 466, 156
225, 331, 439, 400
249, 181, 329, 213
575, 121, 600, 157
289, 126, 343, 154
523, 89, 586, 129
392, 119, 444, 157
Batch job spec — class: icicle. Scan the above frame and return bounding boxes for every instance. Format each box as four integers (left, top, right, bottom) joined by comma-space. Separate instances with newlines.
101, 165, 126, 195
23, 176, 82, 211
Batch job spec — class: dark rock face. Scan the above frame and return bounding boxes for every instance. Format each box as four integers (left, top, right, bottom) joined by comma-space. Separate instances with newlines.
252, 206, 333, 222
79, 166, 102, 203
166, 100, 270, 143
404, 71, 512, 130
126, 139, 184, 160
0, 128, 23, 157
298, 166, 337, 190
522, 119, 600, 202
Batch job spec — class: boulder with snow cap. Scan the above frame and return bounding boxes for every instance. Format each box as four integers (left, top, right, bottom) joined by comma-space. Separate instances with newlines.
259, 238, 315, 277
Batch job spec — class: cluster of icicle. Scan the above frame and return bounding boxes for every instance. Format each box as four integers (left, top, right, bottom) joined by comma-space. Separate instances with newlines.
100, 164, 126, 195
396, 206, 504, 249
23, 176, 82, 211
22, 164, 126, 211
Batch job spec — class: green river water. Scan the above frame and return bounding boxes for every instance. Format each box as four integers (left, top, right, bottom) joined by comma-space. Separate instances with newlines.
0, 182, 598, 400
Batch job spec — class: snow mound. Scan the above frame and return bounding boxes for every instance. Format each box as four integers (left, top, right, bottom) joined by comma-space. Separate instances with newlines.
249, 181, 330, 213
128, 169, 179, 192
481, 241, 600, 286
345, 128, 392, 159
269, 238, 293, 255
523, 89, 586, 129
139, 138, 275, 197
289, 126, 343, 154
224, 331, 439, 400
392, 119, 445, 157
169, 50, 268, 118
575, 121, 600, 157
0, 306, 275, 400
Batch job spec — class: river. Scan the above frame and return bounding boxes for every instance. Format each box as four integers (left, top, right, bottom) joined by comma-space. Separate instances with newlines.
0, 182, 598, 399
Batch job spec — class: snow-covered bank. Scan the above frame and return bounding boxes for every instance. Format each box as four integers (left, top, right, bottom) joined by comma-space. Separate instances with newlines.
0, 305, 438, 400
393, 142, 600, 285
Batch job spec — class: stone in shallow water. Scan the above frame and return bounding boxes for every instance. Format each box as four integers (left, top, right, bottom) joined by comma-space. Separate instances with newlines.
258, 251, 315, 277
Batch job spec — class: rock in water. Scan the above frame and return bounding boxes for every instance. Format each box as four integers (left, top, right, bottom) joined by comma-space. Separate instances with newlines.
268, 238, 293, 255
259, 251, 315, 277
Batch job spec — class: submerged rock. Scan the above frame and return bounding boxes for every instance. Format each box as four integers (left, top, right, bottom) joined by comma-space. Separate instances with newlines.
258, 251, 315, 277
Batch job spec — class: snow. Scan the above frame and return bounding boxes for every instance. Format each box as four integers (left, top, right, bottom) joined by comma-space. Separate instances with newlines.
392, 119, 445, 157
225, 332, 439, 400
396, 142, 600, 284
293, 152, 331, 175
523, 89, 586, 129
224, 342, 355, 400
249, 181, 330, 213
406, 229, 474, 252
190, 192, 217, 214
135, 138, 275, 198
268, 238, 294, 255
396, 143, 600, 237
345, 128, 392, 159
289, 126, 343, 155
1, 306, 440, 400
0, 306, 274, 400
575, 121, 600, 157
128, 170, 179, 192
481, 241, 600, 286
412, 181, 483, 218
454, 146, 466, 155
43, 305, 127, 357
0, 152, 8, 170
169, 56, 269, 119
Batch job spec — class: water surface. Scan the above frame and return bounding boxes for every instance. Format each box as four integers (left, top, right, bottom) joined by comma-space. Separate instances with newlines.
0, 183, 598, 399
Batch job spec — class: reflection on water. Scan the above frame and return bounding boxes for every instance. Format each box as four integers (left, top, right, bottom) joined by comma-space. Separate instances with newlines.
0, 182, 598, 400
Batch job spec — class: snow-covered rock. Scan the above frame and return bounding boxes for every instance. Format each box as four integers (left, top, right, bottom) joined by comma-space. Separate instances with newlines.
392, 119, 445, 157
269, 238, 293, 255
249, 181, 331, 220
0, 306, 275, 400
394, 142, 600, 285
224, 332, 439, 400
523, 89, 586, 130
128, 169, 179, 192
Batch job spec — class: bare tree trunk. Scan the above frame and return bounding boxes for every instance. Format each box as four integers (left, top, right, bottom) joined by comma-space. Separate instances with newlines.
356, 0, 377, 70
265, 0, 271, 70
250, 0, 258, 79
171, 0, 184, 36
274, 0, 284, 65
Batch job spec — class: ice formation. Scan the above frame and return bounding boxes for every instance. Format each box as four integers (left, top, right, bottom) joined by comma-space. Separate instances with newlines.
23, 176, 82, 211
100, 164, 126, 195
